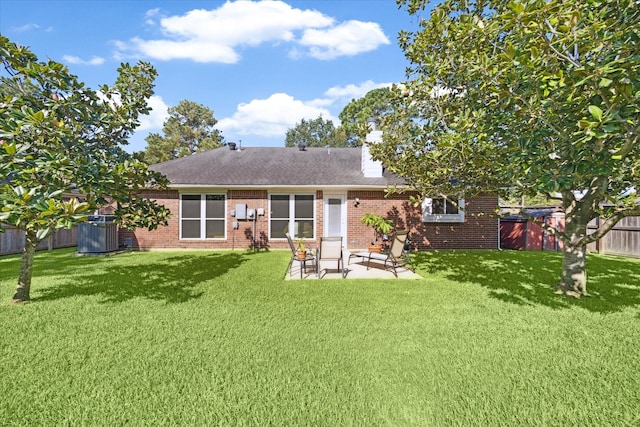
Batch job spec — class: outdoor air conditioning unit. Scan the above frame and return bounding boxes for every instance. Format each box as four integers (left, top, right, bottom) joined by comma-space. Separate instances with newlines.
78, 215, 119, 254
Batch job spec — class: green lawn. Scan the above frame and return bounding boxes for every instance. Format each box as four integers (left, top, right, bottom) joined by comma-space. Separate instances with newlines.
1, 248, 639, 426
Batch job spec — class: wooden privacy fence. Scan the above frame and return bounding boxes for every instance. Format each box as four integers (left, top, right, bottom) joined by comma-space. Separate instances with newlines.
0, 225, 78, 256
588, 216, 640, 258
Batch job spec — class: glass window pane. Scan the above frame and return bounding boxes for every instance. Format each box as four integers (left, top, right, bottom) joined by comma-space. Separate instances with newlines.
295, 220, 314, 239
206, 195, 225, 218
295, 195, 313, 218
445, 199, 458, 214
182, 195, 201, 219
271, 195, 289, 219
206, 220, 225, 238
182, 220, 200, 238
432, 198, 458, 215
271, 220, 289, 238
432, 198, 445, 215
327, 199, 341, 236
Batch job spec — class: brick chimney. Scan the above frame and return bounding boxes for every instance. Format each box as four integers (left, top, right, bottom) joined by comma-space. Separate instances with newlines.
361, 118, 383, 178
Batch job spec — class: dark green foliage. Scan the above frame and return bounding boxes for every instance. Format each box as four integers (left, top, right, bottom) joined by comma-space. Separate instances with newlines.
284, 116, 348, 148
339, 87, 392, 146
0, 36, 170, 301
376, 0, 640, 294
142, 99, 224, 164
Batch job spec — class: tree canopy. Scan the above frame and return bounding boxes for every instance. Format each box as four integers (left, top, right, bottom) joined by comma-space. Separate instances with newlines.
0, 36, 171, 303
142, 99, 224, 164
339, 87, 393, 146
284, 116, 348, 148
373, 0, 640, 296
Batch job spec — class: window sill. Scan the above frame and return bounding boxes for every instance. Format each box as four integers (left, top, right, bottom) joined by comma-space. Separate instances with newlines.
423, 214, 465, 223
179, 238, 227, 241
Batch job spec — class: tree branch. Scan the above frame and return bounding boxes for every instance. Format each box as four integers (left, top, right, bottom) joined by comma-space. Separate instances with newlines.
543, 20, 582, 68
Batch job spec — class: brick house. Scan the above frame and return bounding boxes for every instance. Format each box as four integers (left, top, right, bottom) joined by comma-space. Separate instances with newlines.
121, 129, 499, 251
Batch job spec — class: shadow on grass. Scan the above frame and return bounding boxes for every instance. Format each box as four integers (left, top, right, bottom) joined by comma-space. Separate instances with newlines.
30, 251, 248, 304
0, 248, 90, 281
413, 250, 640, 313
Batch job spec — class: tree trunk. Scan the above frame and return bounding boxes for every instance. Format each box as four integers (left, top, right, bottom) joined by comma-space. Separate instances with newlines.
555, 198, 590, 297
556, 243, 588, 297
12, 231, 38, 304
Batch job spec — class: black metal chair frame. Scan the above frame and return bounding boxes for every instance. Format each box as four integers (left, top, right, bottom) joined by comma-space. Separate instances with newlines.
363, 230, 414, 277
316, 236, 345, 279
285, 232, 316, 278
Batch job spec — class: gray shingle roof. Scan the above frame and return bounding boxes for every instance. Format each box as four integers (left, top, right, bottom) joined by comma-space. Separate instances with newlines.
150, 146, 405, 187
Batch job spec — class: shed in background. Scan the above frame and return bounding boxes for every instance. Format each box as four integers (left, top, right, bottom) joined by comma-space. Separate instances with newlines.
500, 208, 564, 251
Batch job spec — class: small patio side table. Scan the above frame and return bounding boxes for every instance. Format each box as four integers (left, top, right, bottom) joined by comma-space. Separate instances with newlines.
299, 250, 317, 278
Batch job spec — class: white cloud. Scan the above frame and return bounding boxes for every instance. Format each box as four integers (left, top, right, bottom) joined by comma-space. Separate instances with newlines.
138, 95, 169, 131
324, 80, 392, 101
145, 8, 160, 18
116, 1, 388, 63
12, 23, 40, 33
94, 91, 166, 128
217, 93, 335, 138
128, 81, 392, 149
299, 20, 390, 60
127, 95, 168, 152
129, 37, 239, 63
63, 55, 106, 66
217, 80, 391, 140
10, 23, 53, 33
144, 8, 161, 25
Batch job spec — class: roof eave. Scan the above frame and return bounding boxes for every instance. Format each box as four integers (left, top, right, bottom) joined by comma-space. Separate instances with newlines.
164, 183, 410, 191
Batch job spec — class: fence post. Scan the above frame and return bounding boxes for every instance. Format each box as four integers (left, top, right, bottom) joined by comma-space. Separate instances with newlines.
597, 217, 606, 255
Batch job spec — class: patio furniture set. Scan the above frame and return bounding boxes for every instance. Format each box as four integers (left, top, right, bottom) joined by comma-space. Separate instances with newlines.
285, 231, 414, 279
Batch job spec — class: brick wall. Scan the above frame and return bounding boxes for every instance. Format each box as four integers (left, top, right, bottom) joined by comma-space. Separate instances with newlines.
121, 190, 274, 250
118, 190, 180, 250
346, 191, 498, 250
415, 194, 499, 250
123, 189, 499, 251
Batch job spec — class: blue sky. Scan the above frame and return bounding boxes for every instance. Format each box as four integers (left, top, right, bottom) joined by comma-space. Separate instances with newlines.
0, 0, 424, 153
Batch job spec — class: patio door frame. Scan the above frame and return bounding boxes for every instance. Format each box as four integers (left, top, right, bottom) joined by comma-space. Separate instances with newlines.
323, 193, 347, 239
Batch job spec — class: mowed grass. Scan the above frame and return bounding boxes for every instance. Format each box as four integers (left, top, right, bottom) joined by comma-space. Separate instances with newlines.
1, 248, 639, 426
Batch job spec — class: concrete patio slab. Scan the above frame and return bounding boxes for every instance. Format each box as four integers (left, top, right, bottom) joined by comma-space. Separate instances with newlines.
285, 250, 422, 280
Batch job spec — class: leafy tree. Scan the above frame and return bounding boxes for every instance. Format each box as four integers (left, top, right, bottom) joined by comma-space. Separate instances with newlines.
373, 0, 640, 297
500, 193, 562, 209
339, 87, 393, 146
0, 36, 171, 303
285, 116, 348, 148
142, 99, 224, 164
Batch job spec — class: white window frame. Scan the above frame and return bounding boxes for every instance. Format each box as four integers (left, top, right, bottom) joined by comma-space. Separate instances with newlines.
269, 193, 316, 240
422, 197, 465, 223
180, 193, 227, 240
